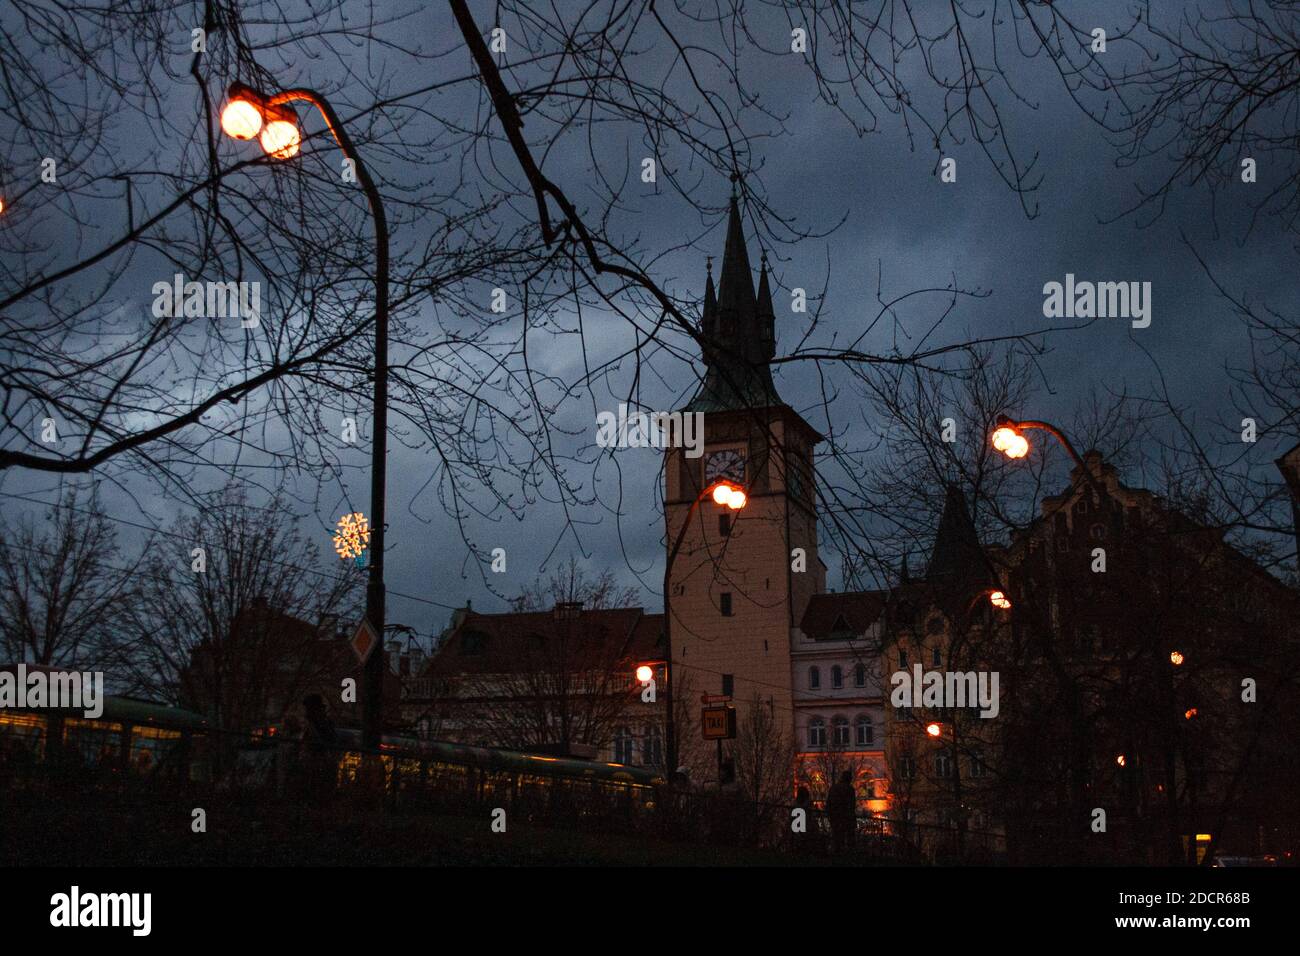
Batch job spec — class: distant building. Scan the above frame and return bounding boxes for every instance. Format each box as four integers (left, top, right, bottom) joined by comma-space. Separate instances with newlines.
405, 604, 666, 766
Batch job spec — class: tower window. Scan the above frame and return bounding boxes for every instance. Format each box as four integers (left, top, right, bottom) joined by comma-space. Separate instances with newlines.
722, 673, 734, 697
719, 513, 731, 537
720, 592, 733, 616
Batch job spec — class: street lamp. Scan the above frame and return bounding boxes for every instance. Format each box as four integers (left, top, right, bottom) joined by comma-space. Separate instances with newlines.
635, 664, 654, 684
663, 479, 747, 774
925, 721, 943, 738
991, 414, 1106, 500
221, 81, 390, 754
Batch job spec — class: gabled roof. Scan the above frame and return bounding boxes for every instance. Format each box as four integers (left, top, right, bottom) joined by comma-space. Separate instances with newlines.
800, 591, 887, 640
425, 606, 663, 676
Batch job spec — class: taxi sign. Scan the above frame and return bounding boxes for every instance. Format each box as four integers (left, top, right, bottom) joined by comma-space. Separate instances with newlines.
701, 705, 736, 740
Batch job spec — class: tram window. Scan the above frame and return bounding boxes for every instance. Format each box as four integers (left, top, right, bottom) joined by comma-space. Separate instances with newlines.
129, 725, 182, 775
62, 718, 123, 768
0, 712, 47, 760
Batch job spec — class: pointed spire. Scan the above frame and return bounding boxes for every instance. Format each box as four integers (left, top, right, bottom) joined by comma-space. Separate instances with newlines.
756, 251, 776, 361
716, 193, 757, 325
926, 484, 988, 588
684, 179, 782, 413
702, 256, 717, 338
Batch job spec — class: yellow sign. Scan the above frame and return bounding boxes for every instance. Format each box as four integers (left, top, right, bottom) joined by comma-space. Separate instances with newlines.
702, 705, 735, 740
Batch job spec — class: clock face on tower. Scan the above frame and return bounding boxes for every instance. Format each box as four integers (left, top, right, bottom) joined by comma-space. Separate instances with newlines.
705, 448, 745, 484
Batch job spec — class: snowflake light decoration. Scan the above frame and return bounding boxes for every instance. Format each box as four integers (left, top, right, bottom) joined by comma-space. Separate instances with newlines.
333, 512, 370, 560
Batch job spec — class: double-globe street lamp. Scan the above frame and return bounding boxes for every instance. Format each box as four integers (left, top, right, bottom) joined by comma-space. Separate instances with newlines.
663, 479, 747, 777
221, 83, 390, 754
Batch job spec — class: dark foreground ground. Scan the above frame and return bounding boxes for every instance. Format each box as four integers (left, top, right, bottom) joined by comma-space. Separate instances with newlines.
1, 799, 858, 866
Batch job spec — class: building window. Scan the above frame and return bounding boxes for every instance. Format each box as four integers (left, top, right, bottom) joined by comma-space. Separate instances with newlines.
719, 513, 731, 537
613, 727, 634, 764
855, 715, 873, 747
854, 663, 866, 687
642, 725, 663, 768
899, 755, 915, 780
936, 752, 952, 779
832, 716, 850, 747
809, 666, 821, 690
720, 592, 733, 616
459, 631, 488, 656
970, 750, 986, 778
808, 717, 826, 748
899, 648, 908, 669
831, 665, 843, 689
722, 673, 734, 697
931, 646, 942, 667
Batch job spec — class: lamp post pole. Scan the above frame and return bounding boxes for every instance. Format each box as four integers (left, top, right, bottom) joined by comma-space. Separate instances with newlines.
223, 84, 389, 752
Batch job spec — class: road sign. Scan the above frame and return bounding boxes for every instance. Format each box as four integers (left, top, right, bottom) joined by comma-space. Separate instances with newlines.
350, 618, 379, 664
701, 704, 736, 740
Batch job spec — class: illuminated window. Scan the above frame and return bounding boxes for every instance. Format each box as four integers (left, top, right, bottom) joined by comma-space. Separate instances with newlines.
832, 716, 849, 747
855, 715, 874, 747
642, 725, 663, 768
808, 717, 826, 748
613, 727, 634, 764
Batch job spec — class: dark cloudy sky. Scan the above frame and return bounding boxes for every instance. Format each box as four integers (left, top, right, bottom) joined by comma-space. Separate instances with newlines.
4, 1, 1295, 650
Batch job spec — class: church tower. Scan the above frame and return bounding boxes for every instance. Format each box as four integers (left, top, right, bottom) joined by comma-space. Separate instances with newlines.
664, 185, 825, 783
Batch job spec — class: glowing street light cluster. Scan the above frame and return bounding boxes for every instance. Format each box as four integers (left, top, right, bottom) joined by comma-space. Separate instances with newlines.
333, 512, 371, 560
710, 480, 748, 510
991, 425, 1030, 459
635, 664, 654, 684
220, 85, 302, 159
989, 590, 1012, 610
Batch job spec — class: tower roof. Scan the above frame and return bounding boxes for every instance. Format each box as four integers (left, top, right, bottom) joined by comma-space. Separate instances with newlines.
926, 484, 988, 587
687, 189, 781, 413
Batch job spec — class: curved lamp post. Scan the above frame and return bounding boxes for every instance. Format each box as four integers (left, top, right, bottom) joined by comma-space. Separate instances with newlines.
991, 414, 1105, 500
663, 479, 747, 775
221, 82, 390, 753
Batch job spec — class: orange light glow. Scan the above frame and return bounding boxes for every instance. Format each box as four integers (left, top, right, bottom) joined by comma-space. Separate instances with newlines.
989, 590, 1012, 610
711, 483, 734, 505
1185, 708, 1198, 720
1170, 650, 1184, 666
0, 197, 5, 215
991, 426, 1029, 459
925, 722, 942, 737
636, 664, 654, 683
726, 488, 747, 510
1116, 754, 1127, 767
221, 98, 264, 140
260, 118, 301, 159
